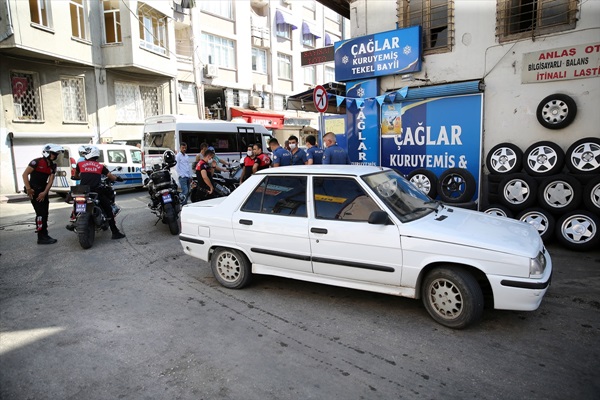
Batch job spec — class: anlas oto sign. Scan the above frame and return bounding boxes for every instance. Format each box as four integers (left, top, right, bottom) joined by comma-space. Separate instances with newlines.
522, 42, 600, 83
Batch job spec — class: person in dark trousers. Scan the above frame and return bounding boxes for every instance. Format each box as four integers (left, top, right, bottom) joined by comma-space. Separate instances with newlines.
305, 135, 324, 165
322, 131, 351, 165
269, 138, 292, 167
287, 135, 307, 165
73, 146, 126, 239
22, 144, 64, 244
240, 144, 256, 183
252, 143, 271, 173
195, 148, 215, 198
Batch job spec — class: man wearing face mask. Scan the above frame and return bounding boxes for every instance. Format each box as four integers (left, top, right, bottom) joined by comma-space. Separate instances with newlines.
287, 135, 307, 165
240, 145, 256, 183
268, 138, 292, 167
195, 148, 215, 199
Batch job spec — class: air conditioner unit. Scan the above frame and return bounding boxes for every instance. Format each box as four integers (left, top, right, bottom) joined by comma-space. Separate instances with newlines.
250, 95, 262, 109
204, 64, 219, 78
282, 0, 292, 5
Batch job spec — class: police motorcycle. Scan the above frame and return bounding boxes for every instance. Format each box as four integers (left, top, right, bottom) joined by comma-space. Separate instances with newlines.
66, 166, 124, 249
142, 150, 185, 235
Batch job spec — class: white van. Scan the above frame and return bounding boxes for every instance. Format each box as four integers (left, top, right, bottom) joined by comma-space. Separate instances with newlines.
142, 115, 273, 175
51, 143, 143, 195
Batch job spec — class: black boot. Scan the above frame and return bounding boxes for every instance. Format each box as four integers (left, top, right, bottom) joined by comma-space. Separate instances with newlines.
38, 233, 57, 245
109, 220, 125, 240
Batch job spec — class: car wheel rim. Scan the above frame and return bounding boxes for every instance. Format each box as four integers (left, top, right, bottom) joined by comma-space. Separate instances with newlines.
541, 99, 569, 125
503, 179, 530, 204
590, 183, 600, 209
484, 208, 509, 217
441, 174, 465, 198
561, 215, 597, 244
427, 278, 463, 319
527, 146, 558, 173
520, 212, 549, 235
490, 148, 518, 173
543, 181, 574, 208
216, 252, 241, 282
409, 174, 432, 195
570, 142, 600, 172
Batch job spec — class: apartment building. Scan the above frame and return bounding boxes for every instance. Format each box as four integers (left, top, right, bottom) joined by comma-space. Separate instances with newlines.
0, 0, 349, 194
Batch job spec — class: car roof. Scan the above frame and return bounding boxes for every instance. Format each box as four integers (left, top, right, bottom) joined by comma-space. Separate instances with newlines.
254, 165, 390, 176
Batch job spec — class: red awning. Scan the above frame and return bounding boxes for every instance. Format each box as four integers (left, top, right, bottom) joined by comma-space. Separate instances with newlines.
230, 107, 285, 129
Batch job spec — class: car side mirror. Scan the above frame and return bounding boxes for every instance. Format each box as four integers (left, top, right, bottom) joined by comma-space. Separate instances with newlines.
368, 210, 391, 225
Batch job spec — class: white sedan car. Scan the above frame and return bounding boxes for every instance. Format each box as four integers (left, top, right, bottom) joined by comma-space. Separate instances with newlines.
179, 165, 552, 329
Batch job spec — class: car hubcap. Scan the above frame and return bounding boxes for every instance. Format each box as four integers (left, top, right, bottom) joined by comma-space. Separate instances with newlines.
591, 183, 600, 209
490, 148, 517, 173
561, 215, 597, 244
442, 175, 465, 198
428, 279, 463, 319
410, 175, 431, 195
216, 252, 241, 282
484, 208, 509, 217
571, 143, 600, 172
542, 100, 568, 124
527, 146, 557, 172
520, 212, 549, 235
543, 182, 574, 208
504, 179, 530, 204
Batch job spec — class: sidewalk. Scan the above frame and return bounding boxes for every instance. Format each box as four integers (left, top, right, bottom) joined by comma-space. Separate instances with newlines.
0, 193, 59, 203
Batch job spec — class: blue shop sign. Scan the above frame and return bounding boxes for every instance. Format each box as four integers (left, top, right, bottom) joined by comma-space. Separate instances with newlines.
334, 26, 422, 82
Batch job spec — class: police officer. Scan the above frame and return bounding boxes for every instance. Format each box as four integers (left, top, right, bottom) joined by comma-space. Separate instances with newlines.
287, 135, 307, 165
322, 131, 350, 165
74, 146, 126, 239
22, 144, 64, 244
269, 138, 292, 167
194, 148, 215, 200
240, 145, 256, 183
252, 143, 271, 173
305, 135, 324, 165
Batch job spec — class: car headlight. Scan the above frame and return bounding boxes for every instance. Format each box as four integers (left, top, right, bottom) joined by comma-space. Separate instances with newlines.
529, 250, 547, 278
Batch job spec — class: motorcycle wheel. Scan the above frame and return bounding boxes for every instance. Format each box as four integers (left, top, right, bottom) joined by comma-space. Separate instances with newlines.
76, 212, 95, 249
164, 203, 180, 235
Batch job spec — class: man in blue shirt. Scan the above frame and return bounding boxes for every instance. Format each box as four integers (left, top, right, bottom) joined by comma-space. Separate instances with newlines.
322, 131, 350, 164
269, 138, 292, 167
305, 135, 324, 165
287, 135, 306, 165
176, 142, 192, 205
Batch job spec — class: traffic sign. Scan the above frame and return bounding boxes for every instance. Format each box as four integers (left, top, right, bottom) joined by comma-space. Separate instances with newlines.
313, 85, 329, 113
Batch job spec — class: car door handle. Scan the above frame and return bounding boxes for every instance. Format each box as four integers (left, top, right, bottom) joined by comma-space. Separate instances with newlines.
239, 219, 253, 225
311, 227, 327, 234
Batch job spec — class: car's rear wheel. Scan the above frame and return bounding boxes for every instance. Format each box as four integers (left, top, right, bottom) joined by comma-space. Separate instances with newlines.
422, 267, 484, 329
211, 247, 251, 289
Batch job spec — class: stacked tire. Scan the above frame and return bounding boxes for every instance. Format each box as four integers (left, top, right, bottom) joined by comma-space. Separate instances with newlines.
482, 137, 600, 251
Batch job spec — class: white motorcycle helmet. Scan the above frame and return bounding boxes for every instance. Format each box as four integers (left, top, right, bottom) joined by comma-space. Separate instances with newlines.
42, 143, 65, 158
78, 145, 92, 158
85, 146, 101, 160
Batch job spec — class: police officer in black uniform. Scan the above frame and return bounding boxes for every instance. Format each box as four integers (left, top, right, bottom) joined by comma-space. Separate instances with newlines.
22, 144, 64, 244
73, 146, 126, 239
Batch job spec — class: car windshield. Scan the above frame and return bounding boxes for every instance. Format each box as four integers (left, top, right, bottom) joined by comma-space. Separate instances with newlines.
362, 170, 439, 222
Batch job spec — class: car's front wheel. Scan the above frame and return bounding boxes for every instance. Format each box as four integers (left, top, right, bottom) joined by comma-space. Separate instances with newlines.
422, 267, 484, 329
211, 247, 252, 289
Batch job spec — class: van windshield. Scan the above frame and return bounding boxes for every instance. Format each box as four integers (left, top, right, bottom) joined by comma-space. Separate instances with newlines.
144, 131, 176, 154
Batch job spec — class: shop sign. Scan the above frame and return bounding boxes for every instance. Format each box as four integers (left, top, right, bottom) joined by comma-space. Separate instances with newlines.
346, 79, 379, 165
301, 46, 335, 67
380, 94, 483, 196
334, 26, 421, 82
522, 42, 600, 83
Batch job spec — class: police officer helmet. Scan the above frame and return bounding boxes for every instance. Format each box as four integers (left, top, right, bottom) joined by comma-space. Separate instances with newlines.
78, 145, 92, 157
163, 150, 176, 166
85, 146, 100, 160
42, 144, 65, 158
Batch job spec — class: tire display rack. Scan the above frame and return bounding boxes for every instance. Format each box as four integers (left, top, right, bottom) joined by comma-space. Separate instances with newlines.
480, 137, 600, 251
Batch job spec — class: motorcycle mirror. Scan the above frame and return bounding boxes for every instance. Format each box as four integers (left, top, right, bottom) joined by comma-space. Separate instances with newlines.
71, 163, 77, 168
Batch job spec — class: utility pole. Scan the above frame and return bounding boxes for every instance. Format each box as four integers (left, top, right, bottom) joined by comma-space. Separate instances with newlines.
190, 5, 205, 119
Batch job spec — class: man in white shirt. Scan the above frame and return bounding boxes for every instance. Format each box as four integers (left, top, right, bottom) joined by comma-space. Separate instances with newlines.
176, 142, 192, 205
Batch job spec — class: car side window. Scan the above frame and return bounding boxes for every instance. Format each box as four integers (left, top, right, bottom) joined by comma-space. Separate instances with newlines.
313, 177, 380, 221
108, 149, 126, 163
241, 176, 307, 217
130, 149, 142, 164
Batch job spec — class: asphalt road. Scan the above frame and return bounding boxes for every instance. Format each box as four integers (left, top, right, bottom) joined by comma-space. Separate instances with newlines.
1, 190, 599, 400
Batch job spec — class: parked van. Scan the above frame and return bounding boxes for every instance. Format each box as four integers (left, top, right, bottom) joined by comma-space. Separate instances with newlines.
51, 144, 143, 195
142, 115, 273, 176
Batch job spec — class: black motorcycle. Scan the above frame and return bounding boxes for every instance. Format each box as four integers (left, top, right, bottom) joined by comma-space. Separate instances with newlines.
143, 162, 185, 235
67, 169, 123, 249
